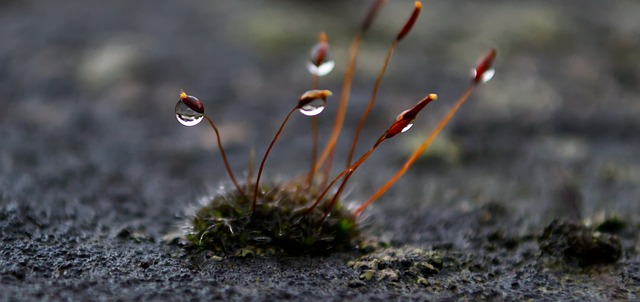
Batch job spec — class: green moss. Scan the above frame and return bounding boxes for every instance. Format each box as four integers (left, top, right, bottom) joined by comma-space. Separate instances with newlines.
186, 183, 360, 256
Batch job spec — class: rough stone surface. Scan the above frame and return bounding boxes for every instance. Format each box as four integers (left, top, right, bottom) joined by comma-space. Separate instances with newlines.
1, 0, 639, 301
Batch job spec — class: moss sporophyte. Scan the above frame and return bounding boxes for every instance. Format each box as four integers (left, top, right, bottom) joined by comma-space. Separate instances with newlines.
174, 1, 496, 257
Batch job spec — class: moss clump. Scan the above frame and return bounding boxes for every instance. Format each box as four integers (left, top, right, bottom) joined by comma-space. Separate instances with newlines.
538, 219, 622, 266
348, 246, 443, 283
186, 183, 359, 256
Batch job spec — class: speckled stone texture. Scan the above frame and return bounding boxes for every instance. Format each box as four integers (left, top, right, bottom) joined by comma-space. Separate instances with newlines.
1, 0, 639, 300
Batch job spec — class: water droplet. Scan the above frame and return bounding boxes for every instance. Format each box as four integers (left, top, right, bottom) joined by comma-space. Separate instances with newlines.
298, 98, 326, 116
306, 60, 335, 77
393, 110, 413, 135
394, 110, 414, 133
175, 100, 204, 126
401, 122, 414, 133
307, 35, 335, 77
471, 67, 495, 84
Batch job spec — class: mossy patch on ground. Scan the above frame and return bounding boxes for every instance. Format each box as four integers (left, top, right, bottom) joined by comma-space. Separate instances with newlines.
185, 183, 360, 257
348, 246, 443, 285
538, 219, 622, 266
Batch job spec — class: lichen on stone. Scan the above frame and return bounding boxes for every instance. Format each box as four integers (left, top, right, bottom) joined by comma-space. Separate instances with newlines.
349, 246, 443, 284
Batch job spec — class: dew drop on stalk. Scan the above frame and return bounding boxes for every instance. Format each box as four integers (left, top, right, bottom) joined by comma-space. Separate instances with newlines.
299, 98, 326, 116
401, 123, 414, 133
298, 89, 331, 117
396, 110, 414, 133
307, 60, 335, 77
175, 99, 204, 126
306, 32, 335, 77
471, 67, 495, 84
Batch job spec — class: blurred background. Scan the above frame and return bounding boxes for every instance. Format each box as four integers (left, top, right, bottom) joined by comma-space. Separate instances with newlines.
1, 0, 639, 238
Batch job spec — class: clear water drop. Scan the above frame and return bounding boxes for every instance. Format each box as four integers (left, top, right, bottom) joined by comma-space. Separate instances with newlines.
401, 122, 414, 133
307, 35, 335, 77
471, 67, 495, 84
298, 98, 326, 116
395, 110, 414, 133
306, 59, 335, 77
175, 100, 204, 126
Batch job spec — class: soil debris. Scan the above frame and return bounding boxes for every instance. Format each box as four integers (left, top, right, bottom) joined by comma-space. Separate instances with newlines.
348, 246, 443, 284
538, 219, 622, 266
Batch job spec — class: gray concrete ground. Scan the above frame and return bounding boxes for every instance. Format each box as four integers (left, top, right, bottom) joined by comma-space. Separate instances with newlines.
1, 1, 639, 300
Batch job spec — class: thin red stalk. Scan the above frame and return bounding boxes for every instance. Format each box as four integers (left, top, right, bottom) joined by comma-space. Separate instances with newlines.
396, 2, 422, 41
354, 48, 497, 216
319, 137, 385, 222
315, 0, 387, 175
314, 34, 361, 173
308, 92, 437, 219
247, 147, 255, 188
306, 75, 320, 187
306, 117, 319, 186
354, 85, 475, 217
347, 2, 422, 166
323, 92, 436, 220
319, 146, 334, 189
203, 115, 247, 200
304, 168, 349, 216
361, 0, 387, 33
305, 137, 384, 216
252, 108, 297, 212
346, 40, 398, 166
